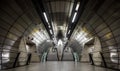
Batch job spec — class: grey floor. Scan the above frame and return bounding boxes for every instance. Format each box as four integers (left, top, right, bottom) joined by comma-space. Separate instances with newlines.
2, 61, 117, 71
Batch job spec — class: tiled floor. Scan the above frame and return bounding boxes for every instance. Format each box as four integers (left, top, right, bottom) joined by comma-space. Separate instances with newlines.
2, 61, 117, 71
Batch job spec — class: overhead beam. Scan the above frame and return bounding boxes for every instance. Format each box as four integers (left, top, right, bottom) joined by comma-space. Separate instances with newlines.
32, 0, 53, 39
67, 0, 89, 40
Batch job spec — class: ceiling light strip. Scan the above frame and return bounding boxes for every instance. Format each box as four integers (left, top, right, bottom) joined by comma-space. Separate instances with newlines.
68, 30, 71, 34
50, 29, 52, 34
75, 2, 80, 11
72, 12, 77, 23
43, 12, 48, 23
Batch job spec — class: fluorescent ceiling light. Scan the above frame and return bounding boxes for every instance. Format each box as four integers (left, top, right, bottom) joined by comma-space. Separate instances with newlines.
68, 30, 71, 34
50, 29, 52, 34
48, 25, 51, 28
43, 12, 48, 23
72, 12, 77, 23
75, 2, 80, 11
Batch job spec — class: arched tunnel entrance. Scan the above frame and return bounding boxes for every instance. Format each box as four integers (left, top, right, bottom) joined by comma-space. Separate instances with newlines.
0, 0, 120, 71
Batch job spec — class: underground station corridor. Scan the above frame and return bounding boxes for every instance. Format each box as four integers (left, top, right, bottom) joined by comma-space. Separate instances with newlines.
0, 0, 120, 71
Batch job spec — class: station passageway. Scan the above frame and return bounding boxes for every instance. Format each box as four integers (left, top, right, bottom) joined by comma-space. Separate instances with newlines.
0, 0, 120, 71
1, 62, 118, 71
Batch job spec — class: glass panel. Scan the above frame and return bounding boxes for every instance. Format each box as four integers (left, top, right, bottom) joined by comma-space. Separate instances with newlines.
3, 45, 12, 50
2, 51, 10, 63
17, 18, 28, 28
85, 24, 94, 33
101, 33, 113, 41
9, 27, 22, 37
13, 23, 25, 33
106, 39, 116, 45
95, 24, 107, 33
4, 39, 15, 46
6, 33, 18, 41
98, 28, 111, 37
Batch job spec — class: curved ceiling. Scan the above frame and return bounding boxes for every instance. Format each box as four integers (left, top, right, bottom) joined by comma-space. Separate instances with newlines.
0, 0, 51, 56
72, 0, 120, 52
0, 0, 120, 55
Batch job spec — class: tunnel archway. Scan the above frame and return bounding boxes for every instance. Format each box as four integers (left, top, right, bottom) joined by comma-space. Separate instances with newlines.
0, 0, 120, 70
